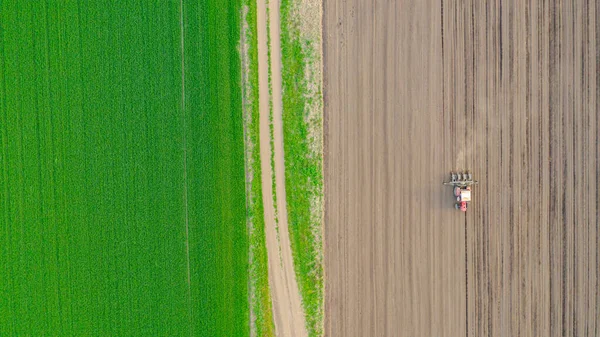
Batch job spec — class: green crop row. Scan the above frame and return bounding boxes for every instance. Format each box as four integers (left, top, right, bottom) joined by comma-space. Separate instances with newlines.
183, 0, 250, 335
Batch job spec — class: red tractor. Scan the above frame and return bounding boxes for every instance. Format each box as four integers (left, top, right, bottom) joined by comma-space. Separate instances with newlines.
443, 171, 478, 212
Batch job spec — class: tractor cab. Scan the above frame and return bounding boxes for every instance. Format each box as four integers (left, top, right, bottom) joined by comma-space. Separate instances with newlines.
458, 188, 471, 202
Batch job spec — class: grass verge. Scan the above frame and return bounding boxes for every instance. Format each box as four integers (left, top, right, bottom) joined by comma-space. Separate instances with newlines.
279, 0, 324, 336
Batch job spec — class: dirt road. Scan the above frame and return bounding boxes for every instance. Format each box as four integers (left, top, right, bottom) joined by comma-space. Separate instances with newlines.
324, 1, 599, 336
257, 0, 308, 335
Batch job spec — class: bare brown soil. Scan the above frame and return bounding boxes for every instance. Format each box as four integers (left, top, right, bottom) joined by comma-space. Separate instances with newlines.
324, 1, 599, 336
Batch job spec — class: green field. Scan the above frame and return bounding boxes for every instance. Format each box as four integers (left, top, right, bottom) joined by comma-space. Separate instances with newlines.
1, 1, 248, 336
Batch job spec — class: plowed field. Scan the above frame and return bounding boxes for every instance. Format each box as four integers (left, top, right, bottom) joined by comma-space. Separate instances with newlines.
324, 1, 599, 336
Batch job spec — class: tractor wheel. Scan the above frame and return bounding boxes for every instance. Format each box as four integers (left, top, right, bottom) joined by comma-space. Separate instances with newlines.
454, 186, 461, 197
